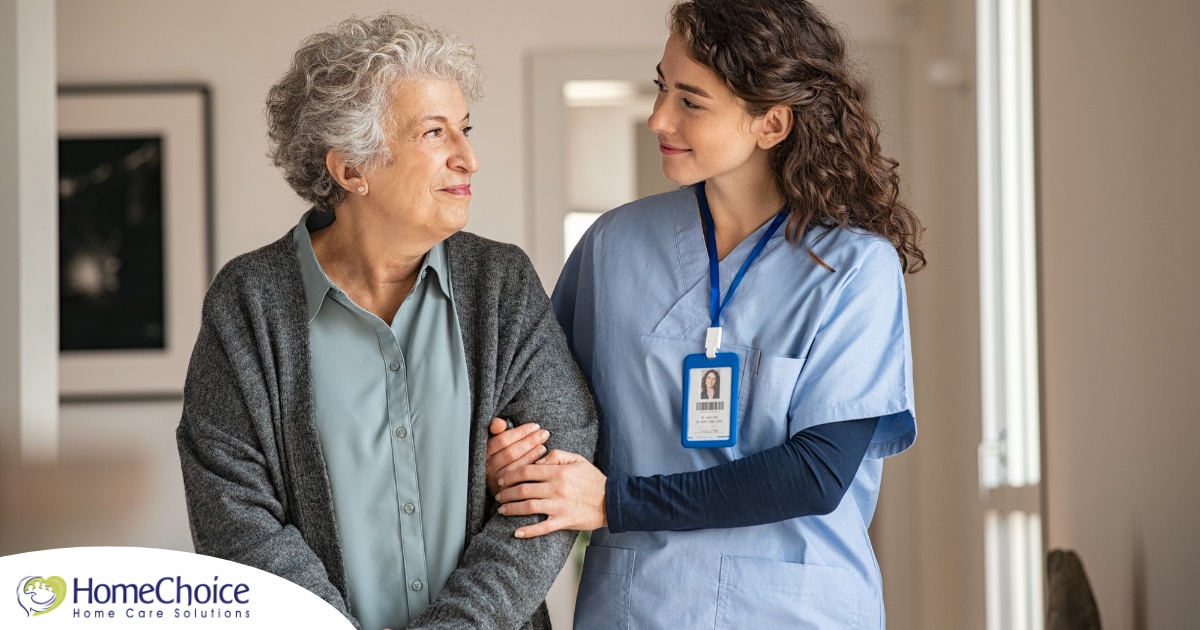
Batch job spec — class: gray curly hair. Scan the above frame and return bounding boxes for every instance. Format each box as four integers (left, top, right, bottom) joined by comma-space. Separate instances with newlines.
266, 13, 483, 211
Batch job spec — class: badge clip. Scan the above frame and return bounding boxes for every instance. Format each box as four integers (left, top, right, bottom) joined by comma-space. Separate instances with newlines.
705, 327, 722, 359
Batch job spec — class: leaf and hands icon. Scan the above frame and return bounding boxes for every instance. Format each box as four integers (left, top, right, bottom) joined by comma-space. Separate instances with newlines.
17, 575, 66, 616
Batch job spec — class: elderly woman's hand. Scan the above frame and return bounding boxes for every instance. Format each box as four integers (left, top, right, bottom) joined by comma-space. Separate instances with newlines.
485, 418, 550, 497
494, 450, 608, 538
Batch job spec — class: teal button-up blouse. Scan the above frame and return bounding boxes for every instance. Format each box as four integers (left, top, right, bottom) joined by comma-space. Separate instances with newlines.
293, 211, 470, 630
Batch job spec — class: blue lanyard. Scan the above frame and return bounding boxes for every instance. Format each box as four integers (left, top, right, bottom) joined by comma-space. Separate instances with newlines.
695, 181, 788, 329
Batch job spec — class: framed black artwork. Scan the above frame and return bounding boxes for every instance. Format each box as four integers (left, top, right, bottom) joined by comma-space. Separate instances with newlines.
57, 85, 212, 401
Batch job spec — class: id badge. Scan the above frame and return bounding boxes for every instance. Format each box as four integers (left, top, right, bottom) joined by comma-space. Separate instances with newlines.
681, 352, 739, 448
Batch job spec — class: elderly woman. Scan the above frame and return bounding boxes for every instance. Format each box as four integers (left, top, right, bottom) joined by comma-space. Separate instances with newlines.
176, 14, 597, 630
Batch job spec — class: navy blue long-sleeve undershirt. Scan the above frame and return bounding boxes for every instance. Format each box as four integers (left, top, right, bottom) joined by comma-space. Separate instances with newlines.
605, 417, 879, 533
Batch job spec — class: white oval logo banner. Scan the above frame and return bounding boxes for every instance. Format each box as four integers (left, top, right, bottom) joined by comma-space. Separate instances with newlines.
0, 547, 354, 628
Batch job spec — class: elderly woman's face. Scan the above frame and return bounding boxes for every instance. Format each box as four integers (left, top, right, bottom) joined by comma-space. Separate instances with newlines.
365, 78, 479, 242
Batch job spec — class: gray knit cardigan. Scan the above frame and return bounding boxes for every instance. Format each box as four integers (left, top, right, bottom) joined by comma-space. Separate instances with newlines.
177, 228, 599, 629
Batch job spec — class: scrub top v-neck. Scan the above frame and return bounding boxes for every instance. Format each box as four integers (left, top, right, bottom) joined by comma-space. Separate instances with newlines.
553, 186, 916, 630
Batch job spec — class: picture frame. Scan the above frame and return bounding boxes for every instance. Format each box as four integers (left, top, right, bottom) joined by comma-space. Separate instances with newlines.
57, 84, 213, 402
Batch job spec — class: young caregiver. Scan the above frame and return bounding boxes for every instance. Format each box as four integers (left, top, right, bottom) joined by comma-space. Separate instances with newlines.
487, 0, 925, 627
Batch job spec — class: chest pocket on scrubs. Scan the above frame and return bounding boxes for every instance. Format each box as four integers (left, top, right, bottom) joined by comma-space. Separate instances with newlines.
735, 351, 805, 457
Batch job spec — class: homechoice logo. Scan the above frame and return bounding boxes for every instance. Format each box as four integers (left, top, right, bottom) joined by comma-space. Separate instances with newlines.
16, 575, 66, 616
0, 547, 354, 628
17, 575, 252, 621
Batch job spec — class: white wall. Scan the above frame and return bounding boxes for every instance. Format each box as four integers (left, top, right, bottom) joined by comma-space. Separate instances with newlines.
567, 104, 643, 213
1039, 1, 1200, 627
0, 0, 58, 466
870, 1, 986, 627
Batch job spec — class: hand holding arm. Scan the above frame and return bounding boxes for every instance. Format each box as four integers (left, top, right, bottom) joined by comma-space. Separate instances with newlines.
494, 450, 608, 538
493, 417, 878, 536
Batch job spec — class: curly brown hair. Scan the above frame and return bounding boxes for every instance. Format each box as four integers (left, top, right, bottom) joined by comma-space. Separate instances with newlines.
669, 0, 926, 273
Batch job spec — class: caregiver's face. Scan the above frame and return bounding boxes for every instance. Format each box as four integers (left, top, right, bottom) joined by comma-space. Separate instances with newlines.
647, 34, 761, 187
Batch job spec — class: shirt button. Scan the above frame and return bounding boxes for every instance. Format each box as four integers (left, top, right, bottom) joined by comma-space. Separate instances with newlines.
403, 503, 415, 514
411, 580, 423, 592
388, 361, 400, 371
395, 427, 408, 439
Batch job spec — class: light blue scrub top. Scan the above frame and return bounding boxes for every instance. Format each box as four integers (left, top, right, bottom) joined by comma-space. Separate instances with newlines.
293, 212, 471, 630
555, 188, 916, 630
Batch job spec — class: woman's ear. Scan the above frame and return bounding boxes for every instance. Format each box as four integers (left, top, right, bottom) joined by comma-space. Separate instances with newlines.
325, 150, 367, 194
753, 104, 794, 150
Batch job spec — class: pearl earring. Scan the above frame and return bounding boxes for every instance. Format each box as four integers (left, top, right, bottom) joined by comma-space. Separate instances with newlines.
357, 185, 366, 194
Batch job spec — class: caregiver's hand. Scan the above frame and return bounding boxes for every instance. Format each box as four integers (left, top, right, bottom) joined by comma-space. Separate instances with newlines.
485, 418, 549, 497
495, 450, 608, 538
